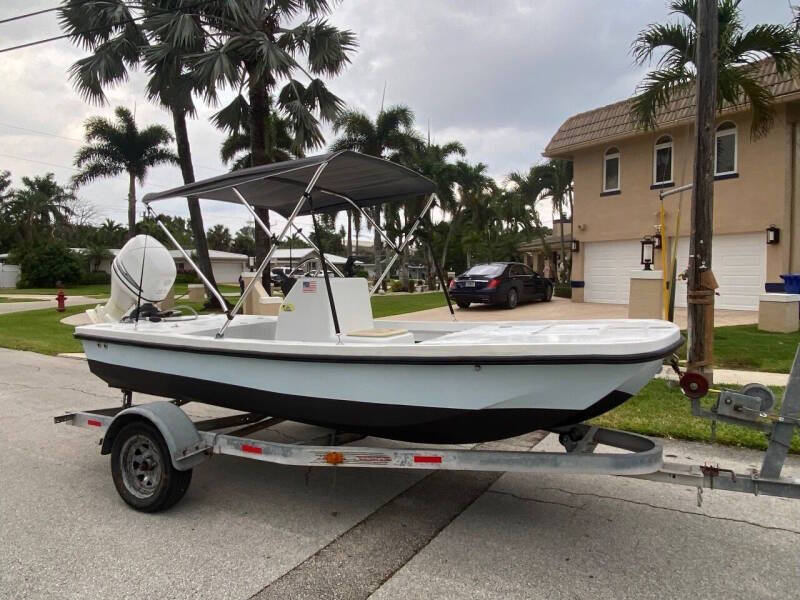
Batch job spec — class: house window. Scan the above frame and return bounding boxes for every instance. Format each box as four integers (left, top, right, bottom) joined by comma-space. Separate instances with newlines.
653, 135, 673, 184
715, 122, 737, 176
603, 147, 620, 192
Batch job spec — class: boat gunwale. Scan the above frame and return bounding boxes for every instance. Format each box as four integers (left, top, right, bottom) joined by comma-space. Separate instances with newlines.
75, 331, 684, 366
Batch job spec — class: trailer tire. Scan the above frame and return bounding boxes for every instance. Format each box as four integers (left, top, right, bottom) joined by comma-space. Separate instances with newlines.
110, 421, 192, 512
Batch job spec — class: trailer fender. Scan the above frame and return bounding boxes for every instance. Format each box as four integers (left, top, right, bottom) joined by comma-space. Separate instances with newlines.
100, 401, 210, 471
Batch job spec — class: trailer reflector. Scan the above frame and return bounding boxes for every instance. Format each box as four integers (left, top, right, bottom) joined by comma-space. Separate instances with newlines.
241, 444, 263, 455
414, 455, 442, 464
87, 419, 102, 427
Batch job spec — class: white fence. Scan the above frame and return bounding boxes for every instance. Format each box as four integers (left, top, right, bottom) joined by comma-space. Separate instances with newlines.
0, 264, 20, 288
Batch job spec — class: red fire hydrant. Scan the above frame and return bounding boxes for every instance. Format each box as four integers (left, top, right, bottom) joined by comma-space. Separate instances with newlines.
56, 288, 67, 312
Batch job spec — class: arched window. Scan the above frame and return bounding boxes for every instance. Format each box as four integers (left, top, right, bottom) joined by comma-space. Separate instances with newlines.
653, 135, 673, 185
715, 122, 737, 175
603, 147, 620, 192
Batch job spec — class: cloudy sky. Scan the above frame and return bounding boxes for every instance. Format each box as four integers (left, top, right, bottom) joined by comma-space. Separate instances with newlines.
0, 0, 792, 238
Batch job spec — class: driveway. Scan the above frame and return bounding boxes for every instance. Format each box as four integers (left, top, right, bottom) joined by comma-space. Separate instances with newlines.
1, 349, 798, 599
388, 296, 758, 328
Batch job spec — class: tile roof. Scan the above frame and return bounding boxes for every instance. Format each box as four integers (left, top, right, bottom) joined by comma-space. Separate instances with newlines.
544, 59, 800, 157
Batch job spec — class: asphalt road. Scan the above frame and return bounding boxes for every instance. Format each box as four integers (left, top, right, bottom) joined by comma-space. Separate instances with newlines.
1, 349, 798, 600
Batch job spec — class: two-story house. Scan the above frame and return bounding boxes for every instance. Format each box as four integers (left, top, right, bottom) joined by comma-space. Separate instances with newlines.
543, 59, 800, 311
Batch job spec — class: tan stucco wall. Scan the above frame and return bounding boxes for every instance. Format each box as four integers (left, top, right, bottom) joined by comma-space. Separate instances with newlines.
570, 108, 792, 284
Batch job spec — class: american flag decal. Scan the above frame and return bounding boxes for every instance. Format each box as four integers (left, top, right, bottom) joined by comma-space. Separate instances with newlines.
302, 280, 317, 293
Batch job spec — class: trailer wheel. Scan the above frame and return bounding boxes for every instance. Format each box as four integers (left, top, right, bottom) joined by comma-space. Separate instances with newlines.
110, 421, 192, 512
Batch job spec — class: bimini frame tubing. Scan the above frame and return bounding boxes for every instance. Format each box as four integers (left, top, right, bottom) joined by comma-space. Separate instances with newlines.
231, 188, 345, 278
288, 223, 345, 277
368, 193, 437, 296
216, 161, 329, 338
145, 205, 230, 315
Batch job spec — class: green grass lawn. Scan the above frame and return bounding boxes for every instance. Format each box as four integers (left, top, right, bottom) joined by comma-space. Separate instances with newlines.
0, 297, 40, 303
371, 291, 448, 318
592, 379, 800, 453
677, 324, 800, 373
0, 305, 85, 355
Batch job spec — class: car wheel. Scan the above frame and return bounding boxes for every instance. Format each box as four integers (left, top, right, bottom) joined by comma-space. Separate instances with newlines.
504, 287, 519, 309
456, 300, 471, 309
543, 285, 553, 302
110, 421, 192, 513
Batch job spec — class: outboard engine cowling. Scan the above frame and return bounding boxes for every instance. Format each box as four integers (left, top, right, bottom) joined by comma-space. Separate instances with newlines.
86, 235, 176, 323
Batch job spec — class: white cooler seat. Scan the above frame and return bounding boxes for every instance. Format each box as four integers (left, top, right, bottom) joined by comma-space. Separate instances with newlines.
276, 278, 413, 344
341, 327, 413, 345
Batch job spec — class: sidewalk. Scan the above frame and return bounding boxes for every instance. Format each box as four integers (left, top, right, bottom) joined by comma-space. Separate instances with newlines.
657, 365, 789, 386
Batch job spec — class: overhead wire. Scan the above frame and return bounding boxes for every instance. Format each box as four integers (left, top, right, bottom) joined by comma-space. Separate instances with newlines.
0, 0, 219, 54
0, 6, 60, 25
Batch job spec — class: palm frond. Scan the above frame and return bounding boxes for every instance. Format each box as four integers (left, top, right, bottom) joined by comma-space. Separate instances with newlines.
631, 65, 692, 131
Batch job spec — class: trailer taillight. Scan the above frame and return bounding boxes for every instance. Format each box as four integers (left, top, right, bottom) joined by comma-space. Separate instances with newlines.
241, 444, 262, 455
414, 455, 442, 464
87, 419, 102, 427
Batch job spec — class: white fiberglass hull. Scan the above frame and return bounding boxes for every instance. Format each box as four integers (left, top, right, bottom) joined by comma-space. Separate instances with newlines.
77, 316, 681, 443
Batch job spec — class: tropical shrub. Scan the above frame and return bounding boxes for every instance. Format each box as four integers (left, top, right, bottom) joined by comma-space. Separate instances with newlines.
80, 271, 111, 285
175, 273, 199, 284
12, 241, 84, 287
554, 283, 572, 299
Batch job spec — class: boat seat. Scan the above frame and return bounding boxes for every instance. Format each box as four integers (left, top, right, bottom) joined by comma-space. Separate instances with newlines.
276, 277, 413, 344
346, 327, 408, 338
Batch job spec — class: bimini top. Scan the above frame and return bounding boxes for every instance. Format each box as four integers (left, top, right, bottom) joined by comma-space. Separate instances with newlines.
142, 150, 435, 217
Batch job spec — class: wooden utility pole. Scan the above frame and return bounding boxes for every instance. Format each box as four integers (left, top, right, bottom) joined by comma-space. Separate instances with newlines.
687, 0, 718, 381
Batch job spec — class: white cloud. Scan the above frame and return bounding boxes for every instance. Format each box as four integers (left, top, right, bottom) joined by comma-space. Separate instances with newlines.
0, 0, 793, 240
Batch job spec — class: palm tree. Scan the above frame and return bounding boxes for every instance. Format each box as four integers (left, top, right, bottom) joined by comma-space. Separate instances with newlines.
505, 169, 548, 246
207, 224, 233, 252
0, 170, 12, 204
6, 174, 75, 244
508, 160, 573, 281
185, 1, 356, 289
631, 0, 797, 138
445, 161, 495, 270
95, 219, 127, 247
331, 105, 424, 280
59, 0, 221, 293
215, 96, 295, 171
406, 140, 465, 285
72, 106, 178, 237
85, 243, 112, 272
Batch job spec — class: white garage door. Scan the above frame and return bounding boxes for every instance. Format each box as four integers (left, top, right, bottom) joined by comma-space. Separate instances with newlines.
583, 240, 642, 304
212, 262, 244, 284
675, 233, 765, 310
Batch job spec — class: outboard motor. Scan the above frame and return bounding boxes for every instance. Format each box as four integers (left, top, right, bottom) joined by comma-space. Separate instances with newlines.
86, 235, 176, 323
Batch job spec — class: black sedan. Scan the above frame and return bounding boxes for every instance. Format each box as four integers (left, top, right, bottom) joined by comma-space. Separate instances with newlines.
448, 262, 553, 309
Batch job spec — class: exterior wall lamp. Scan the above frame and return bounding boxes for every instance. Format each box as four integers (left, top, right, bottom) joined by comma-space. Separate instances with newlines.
766, 226, 780, 245
640, 236, 655, 271
652, 232, 662, 249
570, 239, 580, 253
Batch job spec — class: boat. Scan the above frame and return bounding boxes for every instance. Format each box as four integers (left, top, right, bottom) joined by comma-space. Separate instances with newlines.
75, 150, 682, 444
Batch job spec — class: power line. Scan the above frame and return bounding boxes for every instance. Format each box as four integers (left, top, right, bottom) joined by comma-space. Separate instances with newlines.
0, 6, 59, 25
0, 151, 177, 189
0, 122, 224, 173
0, 0, 218, 55
0, 122, 81, 143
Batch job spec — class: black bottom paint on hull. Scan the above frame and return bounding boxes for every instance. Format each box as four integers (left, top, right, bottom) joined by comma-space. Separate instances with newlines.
88, 361, 633, 443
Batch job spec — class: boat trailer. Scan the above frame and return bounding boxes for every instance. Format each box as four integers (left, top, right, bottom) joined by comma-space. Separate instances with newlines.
55, 349, 800, 511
